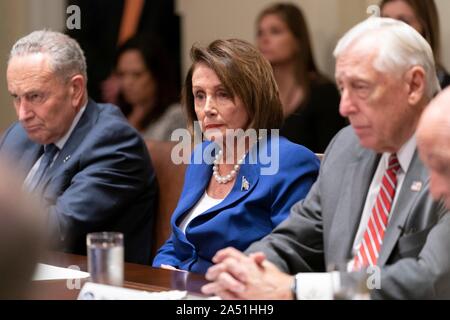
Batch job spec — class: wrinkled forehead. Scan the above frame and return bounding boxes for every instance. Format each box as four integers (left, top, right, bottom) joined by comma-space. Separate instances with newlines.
7, 54, 56, 93
335, 51, 380, 82
7, 53, 53, 79
8, 51, 51, 68
335, 34, 382, 75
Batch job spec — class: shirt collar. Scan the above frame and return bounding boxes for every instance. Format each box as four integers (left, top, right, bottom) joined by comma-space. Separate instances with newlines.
383, 134, 416, 174
54, 102, 87, 150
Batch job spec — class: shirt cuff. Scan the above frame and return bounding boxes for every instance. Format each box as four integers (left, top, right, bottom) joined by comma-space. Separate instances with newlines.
295, 272, 341, 300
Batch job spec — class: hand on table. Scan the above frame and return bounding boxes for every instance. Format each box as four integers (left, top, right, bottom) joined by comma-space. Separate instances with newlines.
201, 247, 294, 300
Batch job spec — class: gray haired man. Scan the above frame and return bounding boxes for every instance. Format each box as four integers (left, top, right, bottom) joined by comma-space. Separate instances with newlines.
0, 30, 157, 264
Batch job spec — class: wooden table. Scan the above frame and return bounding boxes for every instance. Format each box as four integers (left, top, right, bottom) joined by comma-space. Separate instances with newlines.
27, 251, 209, 300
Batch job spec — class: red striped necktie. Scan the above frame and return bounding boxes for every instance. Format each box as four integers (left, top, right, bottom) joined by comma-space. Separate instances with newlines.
353, 154, 401, 270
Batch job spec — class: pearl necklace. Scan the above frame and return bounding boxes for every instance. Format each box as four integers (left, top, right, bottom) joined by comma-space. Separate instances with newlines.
213, 150, 247, 184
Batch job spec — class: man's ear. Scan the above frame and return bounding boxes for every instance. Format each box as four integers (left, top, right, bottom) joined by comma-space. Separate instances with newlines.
69, 74, 86, 108
405, 66, 426, 105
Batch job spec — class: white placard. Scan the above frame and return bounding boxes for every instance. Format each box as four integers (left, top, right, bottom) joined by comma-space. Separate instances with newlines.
77, 282, 188, 300
33, 263, 90, 281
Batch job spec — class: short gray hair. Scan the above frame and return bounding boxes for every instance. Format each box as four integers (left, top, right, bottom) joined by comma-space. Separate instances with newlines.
334, 17, 440, 98
9, 30, 87, 83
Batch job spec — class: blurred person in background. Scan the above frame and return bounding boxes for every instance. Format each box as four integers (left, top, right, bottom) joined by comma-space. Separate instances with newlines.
417, 87, 450, 209
0, 161, 43, 299
113, 36, 185, 141
67, 0, 181, 103
256, 3, 346, 153
381, 0, 450, 88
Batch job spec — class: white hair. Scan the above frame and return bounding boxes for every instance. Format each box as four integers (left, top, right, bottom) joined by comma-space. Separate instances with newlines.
9, 29, 87, 83
334, 17, 440, 98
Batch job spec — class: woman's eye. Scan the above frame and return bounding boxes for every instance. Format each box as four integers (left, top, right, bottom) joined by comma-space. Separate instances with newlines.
217, 91, 230, 99
194, 92, 205, 100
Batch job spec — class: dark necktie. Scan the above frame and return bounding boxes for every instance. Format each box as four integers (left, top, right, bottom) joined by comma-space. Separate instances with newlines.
28, 144, 59, 192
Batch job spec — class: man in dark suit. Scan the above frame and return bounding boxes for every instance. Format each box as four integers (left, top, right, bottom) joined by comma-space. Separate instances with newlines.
0, 30, 157, 265
201, 18, 450, 299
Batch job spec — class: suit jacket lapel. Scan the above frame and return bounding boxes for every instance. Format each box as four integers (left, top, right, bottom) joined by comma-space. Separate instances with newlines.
201, 161, 259, 216
173, 146, 260, 232
172, 161, 212, 228
378, 150, 428, 266
328, 148, 380, 264
40, 100, 99, 189
21, 143, 43, 177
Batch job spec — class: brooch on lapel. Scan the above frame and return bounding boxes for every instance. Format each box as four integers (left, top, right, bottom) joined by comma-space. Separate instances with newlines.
63, 155, 71, 163
410, 181, 423, 192
241, 176, 250, 191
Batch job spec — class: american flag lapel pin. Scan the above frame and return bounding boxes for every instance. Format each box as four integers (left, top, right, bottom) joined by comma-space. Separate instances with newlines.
241, 176, 250, 191
411, 181, 423, 192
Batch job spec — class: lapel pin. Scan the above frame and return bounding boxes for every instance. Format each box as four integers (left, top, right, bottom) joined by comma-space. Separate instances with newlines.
411, 181, 423, 192
241, 176, 250, 191
63, 155, 71, 163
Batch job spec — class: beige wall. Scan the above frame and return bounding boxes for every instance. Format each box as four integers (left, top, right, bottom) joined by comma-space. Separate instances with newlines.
177, 0, 450, 78
436, 0, 450, 71
0, 0, 64, 132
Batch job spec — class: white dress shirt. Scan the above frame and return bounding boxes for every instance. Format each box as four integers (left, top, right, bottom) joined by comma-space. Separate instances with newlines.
23, 104, 87, 189
295, 135, 417, 300
178, 191, 223, 234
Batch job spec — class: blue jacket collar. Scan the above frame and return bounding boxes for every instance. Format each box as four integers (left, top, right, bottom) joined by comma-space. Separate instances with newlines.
172, 140, 262, 235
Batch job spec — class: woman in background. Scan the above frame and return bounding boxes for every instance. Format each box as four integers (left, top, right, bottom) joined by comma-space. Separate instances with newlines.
381, 0, 450, 88
256, 3, 346, 153
114, 36, 185, 140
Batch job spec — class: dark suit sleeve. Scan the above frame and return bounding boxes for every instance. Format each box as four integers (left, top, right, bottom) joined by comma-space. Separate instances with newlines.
0, 124, 16, 149
46, 123, 154, 249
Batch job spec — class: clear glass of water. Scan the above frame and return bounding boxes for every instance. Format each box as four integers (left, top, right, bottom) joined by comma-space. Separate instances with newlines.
87, 232, 124, 286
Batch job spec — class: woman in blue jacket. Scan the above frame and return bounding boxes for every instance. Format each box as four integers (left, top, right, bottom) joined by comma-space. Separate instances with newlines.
153, 39, 320, 274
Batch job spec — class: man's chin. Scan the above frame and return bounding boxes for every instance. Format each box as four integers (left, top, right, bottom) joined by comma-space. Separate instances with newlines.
27, 132, 50, 145
356, 136, 375, 150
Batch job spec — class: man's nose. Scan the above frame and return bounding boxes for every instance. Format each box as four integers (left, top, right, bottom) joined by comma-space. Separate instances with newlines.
17, 99, 33, 122
339, 89, 356, 117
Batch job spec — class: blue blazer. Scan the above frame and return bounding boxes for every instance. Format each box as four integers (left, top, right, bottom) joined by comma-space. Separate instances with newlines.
153, 136, 320, 274
0, 99, 157, 265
